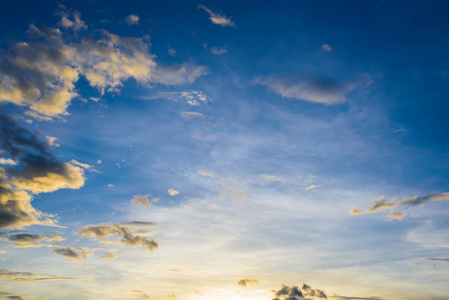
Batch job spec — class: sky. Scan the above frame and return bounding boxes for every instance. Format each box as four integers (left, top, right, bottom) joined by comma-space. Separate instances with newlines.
0, 0, 449, 299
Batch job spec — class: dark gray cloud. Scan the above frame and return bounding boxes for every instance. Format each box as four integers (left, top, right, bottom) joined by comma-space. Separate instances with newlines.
51, 247, 90, 260
0, 114, 85, 229
3, 232, 63, 247
78, 222, 158, 251
351, 192, 449, 221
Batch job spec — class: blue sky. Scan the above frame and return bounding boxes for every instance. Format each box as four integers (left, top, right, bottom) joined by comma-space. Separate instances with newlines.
0, 1, 449, 299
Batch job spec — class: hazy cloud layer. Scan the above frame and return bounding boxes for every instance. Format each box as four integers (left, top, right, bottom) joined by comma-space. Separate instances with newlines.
78, 222, 158, 251
0, 114, 85, 229
255, 76, 351, 105
198, 5, 236, 27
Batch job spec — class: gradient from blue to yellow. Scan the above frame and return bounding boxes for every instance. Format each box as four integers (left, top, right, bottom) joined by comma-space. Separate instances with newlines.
0, 1, 448, 299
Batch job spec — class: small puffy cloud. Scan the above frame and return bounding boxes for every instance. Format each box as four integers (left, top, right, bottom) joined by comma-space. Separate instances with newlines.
321, 44, 332, 52
198, 5, 236, 27
141, 90, 211, 106
126, 14, 140, 25
238, 278, 259, 287
272, 283, 327, 300
168, 189, 179, 196
4, 233, 64, 248
349, 208, 362, 215
262, 175, 283, 182
255, 76, 351, 105
131, 194, 151, 207
168, 48, 177, 56
179, 111, 205, 120
78, 222, 158, 251
210, 47, 227, 55
51, 247, 90, 260
57, 8, 87, 31
46, 136, 59, 147
197, 169, 216, 177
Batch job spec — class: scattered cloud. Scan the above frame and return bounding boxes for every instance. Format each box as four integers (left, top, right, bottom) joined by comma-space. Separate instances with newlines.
198, 5, 236, 27
349, 208, 362, 215
120, 221, 159, 228
51, 247, 90, 260
0, 19, 207, 117
423, 258, 449, 262
262, 175, 283, 182
255, 76, 352, 105
210, 46, 227, 55
0, 158, 16, 166
237, 278, 259, 287
126, 14, 140, 25
141, 90, 211, 106
78, 222, 158, 251
3, 233, 64, 248
168, 189, 179, 196
100, 249, 120, 260
197, 169, 216, 177
351, 192, 449, 221
131, 194, 151, 207
168, 48, 177, 56
306, 185, 318, 190
321, 44, 332, 52
46, 136, 59, 147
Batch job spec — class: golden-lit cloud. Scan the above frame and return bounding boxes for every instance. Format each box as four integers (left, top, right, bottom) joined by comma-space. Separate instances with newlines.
237, 278, 259, 287
78, 222, 158, 251
130, 194, 159, 207
262, 175, 283, 182
168, 189, 179, 196
3, 233, 64, 248
0, 269, 85, 282
351, 192, 449, 221
100, 249, 120, 260
198, 4, 236, 27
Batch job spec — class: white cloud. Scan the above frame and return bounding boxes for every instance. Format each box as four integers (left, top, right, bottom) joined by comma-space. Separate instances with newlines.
321, 44, 332, 52
126, 14, 140, 25
141, 90, 212, 106
198, 4, 236, 27
255, 76, 352, 105
210, 47, 228, 55
168, 188, 179, 196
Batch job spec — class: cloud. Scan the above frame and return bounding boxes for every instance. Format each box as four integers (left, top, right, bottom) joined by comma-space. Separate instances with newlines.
306, 185, 318, 190
197, 169, 216, 177
46, 136, 59, 147
57, 7, 87, 31
51, 247, 90, 260
198, 5, 236, 27
120, 221, 159, 228
351, 192, 449, 220
179, 111, 205, 120
321, 44, 332, 52
423, 258, 449, 262
100, 249, 120, 260
255, 76, 351, 105
0, 269, 84, 282
210, 47, 228, 55
0, 158, 16, 166
0, 20, 207, 117
262, 175, 283, 182
349, 208, 362, 215
272, 283, 329, 300
126, 14, 140, 25
131, 194, 151, 207
168, 188, 179, 196
78, 222, 159, 251
237, 278, 259, 287
0, 114, 85, 229
140, 90, 212, 106
3, 233, 64, 248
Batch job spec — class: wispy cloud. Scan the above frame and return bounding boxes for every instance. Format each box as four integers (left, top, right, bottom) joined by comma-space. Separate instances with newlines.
3, 233, 64, 248
0, 269, 85, 282
51, 247, 90, 260
255, 76, 352, 105
198, 5, 236, 27
140, 90, 212, 106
